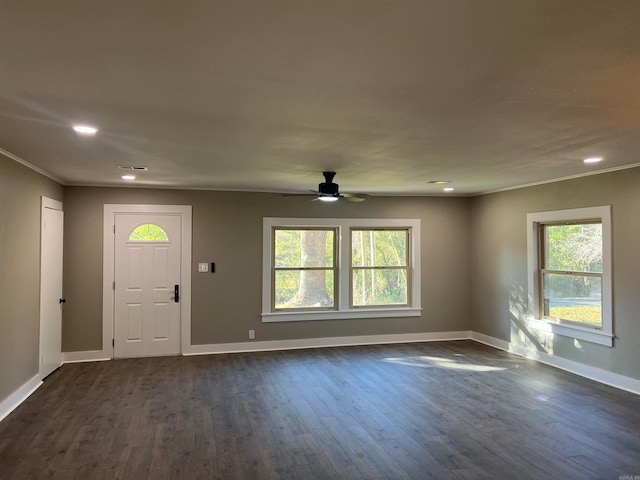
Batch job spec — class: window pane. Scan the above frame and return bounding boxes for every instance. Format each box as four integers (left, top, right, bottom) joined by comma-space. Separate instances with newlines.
128, 223, 169, 242
542, 273, 602, 326
352, 268, 408, 306
352, 230, 407, 267
275, 230, 334, 268
275, 270, 334, 309
544, 223, 602, 273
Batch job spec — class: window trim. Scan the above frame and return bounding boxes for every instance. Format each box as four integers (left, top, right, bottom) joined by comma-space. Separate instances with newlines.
262, 218, 422, 322
526, 206, 613, 347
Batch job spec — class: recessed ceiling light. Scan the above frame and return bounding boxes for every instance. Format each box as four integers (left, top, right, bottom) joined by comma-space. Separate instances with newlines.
583, 157, 603, 164
443, 187, 455, 192
72, 124, 98, 135
121, 175, 136, 181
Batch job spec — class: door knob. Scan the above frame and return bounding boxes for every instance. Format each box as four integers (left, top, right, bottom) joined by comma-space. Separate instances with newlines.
59, 298, 66, 304
174, 285, 180, 303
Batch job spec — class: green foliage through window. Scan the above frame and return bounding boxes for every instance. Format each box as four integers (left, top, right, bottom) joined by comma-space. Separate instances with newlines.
351, 229, 409, 307
128, 224, 169, 242
542, 222, 602, 327
544, 223, 602, 273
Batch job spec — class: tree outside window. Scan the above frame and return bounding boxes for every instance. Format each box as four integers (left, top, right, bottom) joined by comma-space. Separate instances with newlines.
273, 228, 336, 310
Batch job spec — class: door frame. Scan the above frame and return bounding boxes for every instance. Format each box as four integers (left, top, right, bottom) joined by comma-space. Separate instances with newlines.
103, 204, 192, 359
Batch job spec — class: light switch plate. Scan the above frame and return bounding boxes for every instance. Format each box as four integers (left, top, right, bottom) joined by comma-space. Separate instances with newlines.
198, 263, 209, 273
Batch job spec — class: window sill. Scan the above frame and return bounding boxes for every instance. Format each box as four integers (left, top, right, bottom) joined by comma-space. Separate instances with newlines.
528, 318, 613, 347
262, 307, 422, 323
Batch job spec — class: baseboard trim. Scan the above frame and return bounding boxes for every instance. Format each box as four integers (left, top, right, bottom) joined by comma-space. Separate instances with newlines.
0, 374, 42, 422
470, 332, 511, 351
470, 331, 640, 395
62, 350, 111, 364
183, 331, 472, 356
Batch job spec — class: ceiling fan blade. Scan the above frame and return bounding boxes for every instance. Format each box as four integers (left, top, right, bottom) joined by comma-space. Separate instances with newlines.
282, 190, 320, 197
341, 193, 369, 202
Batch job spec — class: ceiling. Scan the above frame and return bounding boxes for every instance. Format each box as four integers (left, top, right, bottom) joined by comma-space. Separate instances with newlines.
2, 1, 640, 196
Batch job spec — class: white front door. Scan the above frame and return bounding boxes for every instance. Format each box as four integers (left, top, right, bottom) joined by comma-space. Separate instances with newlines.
39, 197, 64, 378
114, 214, 182, 358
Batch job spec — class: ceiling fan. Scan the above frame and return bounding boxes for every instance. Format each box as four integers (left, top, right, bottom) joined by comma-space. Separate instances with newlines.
283, 171, 369, 202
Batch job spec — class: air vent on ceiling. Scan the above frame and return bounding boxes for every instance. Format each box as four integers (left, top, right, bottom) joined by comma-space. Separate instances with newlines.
117, 165, 148, 171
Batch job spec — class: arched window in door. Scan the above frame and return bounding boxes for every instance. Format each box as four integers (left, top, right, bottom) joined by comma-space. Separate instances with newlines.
128, 223, 169, 242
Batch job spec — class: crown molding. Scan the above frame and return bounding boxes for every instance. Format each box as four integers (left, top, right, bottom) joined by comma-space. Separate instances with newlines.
478, 162, 640, 196
0, 147, 64, 185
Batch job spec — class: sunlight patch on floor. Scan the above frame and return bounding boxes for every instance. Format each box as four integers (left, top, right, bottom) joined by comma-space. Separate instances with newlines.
383, 355, 507, 372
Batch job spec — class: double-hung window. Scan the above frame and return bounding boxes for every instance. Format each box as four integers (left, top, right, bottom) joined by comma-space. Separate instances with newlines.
262, 218, 421, 322
527, 206, 613, 346
539, 221, 602, 326
272, 228, 337, 311
351, 229, 410, 308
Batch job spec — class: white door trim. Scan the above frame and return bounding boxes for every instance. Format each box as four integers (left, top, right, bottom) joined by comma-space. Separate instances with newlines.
41, 196, 63, 212
103, 204, 192, 358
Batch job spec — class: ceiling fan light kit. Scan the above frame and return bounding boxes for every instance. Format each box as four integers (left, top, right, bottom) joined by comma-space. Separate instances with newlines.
318, 171, 339, 197
283, 171, 369, 203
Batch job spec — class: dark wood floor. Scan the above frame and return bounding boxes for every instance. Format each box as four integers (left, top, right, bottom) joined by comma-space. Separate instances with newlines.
1, 340, 639, 479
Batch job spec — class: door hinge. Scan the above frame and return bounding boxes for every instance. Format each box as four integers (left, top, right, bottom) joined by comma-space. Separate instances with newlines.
112, 338, 115, 347
113, 224, 116, 234
113, 281, 115, 290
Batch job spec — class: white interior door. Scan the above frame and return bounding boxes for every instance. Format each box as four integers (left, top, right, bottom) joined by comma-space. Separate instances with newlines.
114, 214, 182, 358
39, 197, 64, 379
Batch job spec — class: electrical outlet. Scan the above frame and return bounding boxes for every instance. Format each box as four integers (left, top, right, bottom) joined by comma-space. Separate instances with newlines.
248, 329, 255, 340
198, 263, 209, 273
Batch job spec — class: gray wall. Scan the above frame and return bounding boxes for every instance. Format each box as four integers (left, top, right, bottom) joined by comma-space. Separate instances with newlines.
470, 167, 640, 380
0, 156, 63, 402
62, 187, 472, 351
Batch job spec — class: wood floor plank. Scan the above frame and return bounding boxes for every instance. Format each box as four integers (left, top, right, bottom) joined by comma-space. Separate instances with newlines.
1, 340, 639, 479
